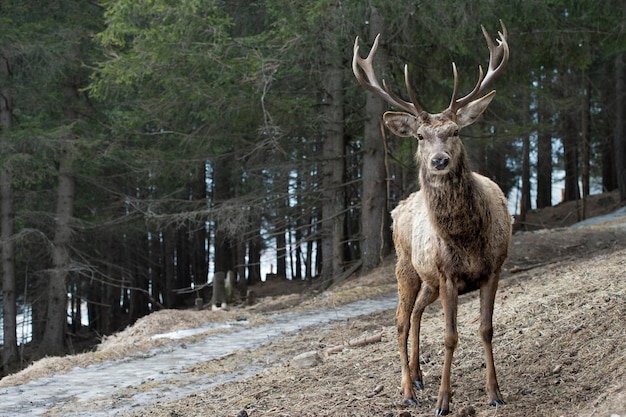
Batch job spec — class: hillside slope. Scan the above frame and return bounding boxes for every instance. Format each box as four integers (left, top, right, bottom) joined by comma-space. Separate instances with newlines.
126, 245, 626, 417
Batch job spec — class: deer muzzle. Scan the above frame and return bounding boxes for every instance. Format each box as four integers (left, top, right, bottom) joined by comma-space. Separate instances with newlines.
431, 153, 450, 171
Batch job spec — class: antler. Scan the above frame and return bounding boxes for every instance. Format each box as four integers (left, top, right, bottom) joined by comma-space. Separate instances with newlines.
352, 34, 423, 116
448, 20, 509, 112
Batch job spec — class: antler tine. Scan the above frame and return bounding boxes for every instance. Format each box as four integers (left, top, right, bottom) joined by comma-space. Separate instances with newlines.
404, 64, 423, 114
448, 62, 482, 110
352, 34, 422, 116
449, 20, 509, 112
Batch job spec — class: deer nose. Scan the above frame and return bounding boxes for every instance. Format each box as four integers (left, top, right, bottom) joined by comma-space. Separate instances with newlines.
431, 156, 450, 170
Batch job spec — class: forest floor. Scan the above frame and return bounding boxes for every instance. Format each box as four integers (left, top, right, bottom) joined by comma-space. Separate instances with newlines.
1, 191, 626, 417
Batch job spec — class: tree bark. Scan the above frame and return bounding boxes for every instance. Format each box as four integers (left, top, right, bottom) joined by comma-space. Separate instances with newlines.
247, 211, 262, 286
1, 50, 18, 371
192, 171, 209, 286
275, 218, 287, 279
319, 17, 346, 285
536, 79, 552, 208
602, 129, 617, 192
163, 227, 177, 308
562, 112, 580, 203
601, 60, 618, 192
581, 71, 590, 198
615, 53, 626, 202
40, 148, 75, 357
520, 133, 532, 221
2, 166, 18, 372
213, 155, 235, 276
306, 214, 314, 280
361, 6, 391, 272
234, 236, 246, 297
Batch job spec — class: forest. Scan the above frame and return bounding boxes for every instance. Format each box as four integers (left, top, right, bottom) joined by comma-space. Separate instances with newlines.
0, 0, 624, 375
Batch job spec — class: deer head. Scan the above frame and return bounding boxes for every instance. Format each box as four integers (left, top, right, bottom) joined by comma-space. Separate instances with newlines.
353, 21, 509, 178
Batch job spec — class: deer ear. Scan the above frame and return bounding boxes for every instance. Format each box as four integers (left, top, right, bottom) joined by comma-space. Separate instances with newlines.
456, 90, 496, 128
383, 111, 420, 137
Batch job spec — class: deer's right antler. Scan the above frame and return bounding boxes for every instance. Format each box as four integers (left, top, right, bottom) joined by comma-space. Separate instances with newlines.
352, 34, 423, 117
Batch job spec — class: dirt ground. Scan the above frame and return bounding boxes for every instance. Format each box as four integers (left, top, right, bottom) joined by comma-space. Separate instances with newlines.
2, 192, 626, 417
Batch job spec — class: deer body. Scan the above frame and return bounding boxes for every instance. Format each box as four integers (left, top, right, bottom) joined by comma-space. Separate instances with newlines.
353, 22, 511, 415
394, 173, 510, 292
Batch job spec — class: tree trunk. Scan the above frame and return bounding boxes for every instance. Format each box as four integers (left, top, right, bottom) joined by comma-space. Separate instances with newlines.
615, 53, 626, 202
1, 52, 18, 372
601, 60, 618, 192
361, 7, 391, 272
150, 230, 164, 314
581, 71, 590, 198
247, 211, 262, 286
0, 163, 17, 371
235, 238, 246, 298
562, 112, 580, 203
163, 227, 177, 308
306, 214, 314, 280
294, 225, 303, 281
536, 82, 552, 208
40, 149, 75, 357
319, 21, 346, 285
315, 230, 322, 278
275, 211, 287, 279
175, 228, 192, 295
520, 133, 532, 221
192, 170, 209, 286
602, 132, 617, 192
213, 155, 235, 276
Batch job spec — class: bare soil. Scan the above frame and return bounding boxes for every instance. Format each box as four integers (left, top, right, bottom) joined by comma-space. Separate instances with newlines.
2, 193, 626, 417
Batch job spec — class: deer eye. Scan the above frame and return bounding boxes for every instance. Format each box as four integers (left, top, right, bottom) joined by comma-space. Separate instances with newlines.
417, 133, 424, 141
453, 130, 459, 137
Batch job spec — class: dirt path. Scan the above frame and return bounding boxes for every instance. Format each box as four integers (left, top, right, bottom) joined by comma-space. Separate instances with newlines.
0, 295, 400, 416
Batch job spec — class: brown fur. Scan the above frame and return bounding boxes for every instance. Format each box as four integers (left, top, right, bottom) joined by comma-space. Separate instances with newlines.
387, 110, 512, 415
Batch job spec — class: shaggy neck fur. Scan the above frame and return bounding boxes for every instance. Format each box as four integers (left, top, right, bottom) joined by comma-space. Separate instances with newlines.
420, 150, 487, 251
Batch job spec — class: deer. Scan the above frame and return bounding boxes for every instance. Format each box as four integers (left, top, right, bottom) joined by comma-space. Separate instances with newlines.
352, 21, 511, 415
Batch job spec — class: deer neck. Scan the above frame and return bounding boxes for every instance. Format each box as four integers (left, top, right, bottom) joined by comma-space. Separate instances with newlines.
420, 154, 485, 249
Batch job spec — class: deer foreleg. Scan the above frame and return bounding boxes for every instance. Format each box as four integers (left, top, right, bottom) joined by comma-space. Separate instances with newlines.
436, 277, 458, 416
409, 284, 438, 391
395, 259, 421, 405
479, 274, 505, 407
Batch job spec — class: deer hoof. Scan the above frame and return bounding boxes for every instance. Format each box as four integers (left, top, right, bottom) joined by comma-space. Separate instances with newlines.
490, 399, 506, 407
434, 408, 450, 416
413, 380, 424, 390
403, 397, 419, 406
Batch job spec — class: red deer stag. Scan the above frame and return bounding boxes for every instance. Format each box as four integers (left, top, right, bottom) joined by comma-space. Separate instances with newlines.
353, 21, 511, 415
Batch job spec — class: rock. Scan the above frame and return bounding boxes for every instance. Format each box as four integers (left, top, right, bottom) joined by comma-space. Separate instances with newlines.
456, 406, 476, 417
291, 351, 323, 368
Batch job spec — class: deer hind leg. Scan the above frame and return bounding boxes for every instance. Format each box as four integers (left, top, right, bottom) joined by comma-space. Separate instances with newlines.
435, 276, 459, 416
479, 273, 505, 407
395, 257, 421, 405
409, 283, 438, 391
